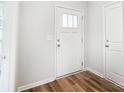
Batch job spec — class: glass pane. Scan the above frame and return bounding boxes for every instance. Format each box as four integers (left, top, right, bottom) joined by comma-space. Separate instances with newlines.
68, 15, 73, 27
0, 42, 2, 55
0, 8, 2, 17
0, 4, 3, 40
0, 3, 3, 56
0, 19, 3, 27
0, 3, 3, 17
73, 15, 78, 28
0, 31, 3, 40
62, 14, 68, 27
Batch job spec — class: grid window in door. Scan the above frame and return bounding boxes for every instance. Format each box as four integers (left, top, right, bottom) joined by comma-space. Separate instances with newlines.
62, 14, 68, 27
68, 15, 73, 27
73, 15, 78, 28
62, 14, 78, 28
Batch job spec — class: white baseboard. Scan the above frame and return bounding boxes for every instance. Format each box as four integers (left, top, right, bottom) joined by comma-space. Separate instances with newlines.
85, 67, 104, 78
56, 70, 83, 80
105, 78, 124, 89
82, 67, 87, 71
85, 67, 124, 89
17, 77, 55, 92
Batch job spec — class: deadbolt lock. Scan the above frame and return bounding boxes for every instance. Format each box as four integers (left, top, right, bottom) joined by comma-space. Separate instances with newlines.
57, 44, 60, 47
105, 45, 109, 47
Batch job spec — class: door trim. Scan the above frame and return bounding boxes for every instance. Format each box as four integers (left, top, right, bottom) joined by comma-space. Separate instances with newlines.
102, 1, 124, 79
1, 2, 19, 91
54, 5, 84, 78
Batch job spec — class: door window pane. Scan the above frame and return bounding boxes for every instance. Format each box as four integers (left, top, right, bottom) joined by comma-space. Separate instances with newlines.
0, 31, 3, 40
0, 7, 3, 40
62, 14, 78, 28
0, 18, 3, 27
62, 14, 68, 27
68, 15, 73, 27
0, 42, 2, 55
0, 3, 3, 55
73, 15, 78, 28
0, 7, 3, 17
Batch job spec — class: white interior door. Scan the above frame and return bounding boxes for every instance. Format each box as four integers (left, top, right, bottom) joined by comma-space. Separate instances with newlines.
0, 3, 3, 71
0, 3, 6, 91
56, 7, 83, 77
0, 2, 9, 91
105, 2, 124, 86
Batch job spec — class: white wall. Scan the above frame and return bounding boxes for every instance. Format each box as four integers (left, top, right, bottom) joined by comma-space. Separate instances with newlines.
85, 1, 109, 74
17, 1, 87, 89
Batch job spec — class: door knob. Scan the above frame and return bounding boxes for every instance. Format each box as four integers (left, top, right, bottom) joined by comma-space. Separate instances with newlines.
57, 44, 60, 47
106, 40, 109, 42
57, 39, 60, 42
105, 45, 109, 47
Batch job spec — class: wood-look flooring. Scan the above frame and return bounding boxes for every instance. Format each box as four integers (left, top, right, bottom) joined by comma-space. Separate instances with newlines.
22, 71, 124, 92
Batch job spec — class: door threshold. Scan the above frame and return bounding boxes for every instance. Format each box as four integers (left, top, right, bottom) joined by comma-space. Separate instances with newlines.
56, 70, 83, 80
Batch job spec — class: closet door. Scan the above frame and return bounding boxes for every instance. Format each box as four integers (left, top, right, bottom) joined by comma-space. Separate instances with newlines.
105, 2, 124, 86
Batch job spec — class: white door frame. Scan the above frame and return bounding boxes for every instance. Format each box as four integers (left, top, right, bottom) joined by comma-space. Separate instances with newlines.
103, 2, 124, 88
54, 5, 84, 78
0, 2, 19, 91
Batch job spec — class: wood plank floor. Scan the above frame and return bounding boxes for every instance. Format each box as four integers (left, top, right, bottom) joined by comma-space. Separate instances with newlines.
22, 71, 124, 92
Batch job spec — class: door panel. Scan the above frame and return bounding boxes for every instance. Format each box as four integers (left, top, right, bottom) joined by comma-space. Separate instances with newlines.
56, 7, 83, 77
0, 2, 4, 91
105, 2, 124, 86
109, 5, 123, 42
110, 51, 124, 75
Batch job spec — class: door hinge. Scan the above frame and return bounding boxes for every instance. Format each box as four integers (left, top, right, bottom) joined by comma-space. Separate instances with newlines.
82, 61, 83, 66
82, 16, 83, 20
81, 39, 83, 43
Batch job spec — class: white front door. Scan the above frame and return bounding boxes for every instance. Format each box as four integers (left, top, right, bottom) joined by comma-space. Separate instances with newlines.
105, 2, 124, 86
56, 6, 83, 77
